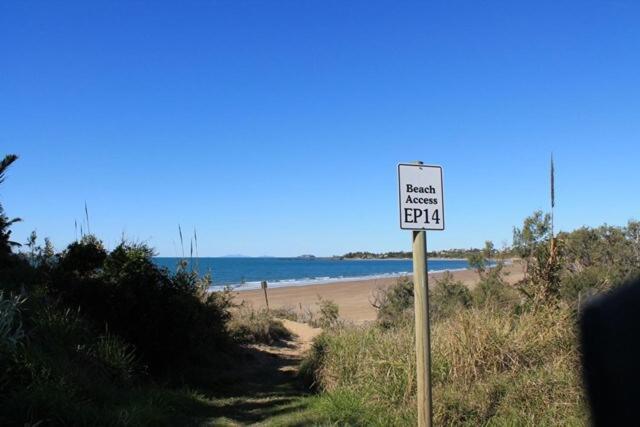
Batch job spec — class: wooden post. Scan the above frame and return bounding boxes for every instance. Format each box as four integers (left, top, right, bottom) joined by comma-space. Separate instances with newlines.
413, 229, 432, 427
261, 280, 270, 312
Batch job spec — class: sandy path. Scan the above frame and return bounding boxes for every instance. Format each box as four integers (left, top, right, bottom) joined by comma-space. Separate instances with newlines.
248, 319, 321, 375
201, 319, 321, 425
234, 263, 524, 323
280, 319, 322, 353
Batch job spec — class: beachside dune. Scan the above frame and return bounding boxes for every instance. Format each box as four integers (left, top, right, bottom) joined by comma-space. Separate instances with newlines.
234, 263, 524, 322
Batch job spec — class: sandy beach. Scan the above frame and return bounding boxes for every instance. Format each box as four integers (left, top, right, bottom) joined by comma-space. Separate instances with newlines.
234, 262, 524, 322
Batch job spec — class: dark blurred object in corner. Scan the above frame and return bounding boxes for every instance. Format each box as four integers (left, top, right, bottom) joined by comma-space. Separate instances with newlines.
580, 278, 640, 426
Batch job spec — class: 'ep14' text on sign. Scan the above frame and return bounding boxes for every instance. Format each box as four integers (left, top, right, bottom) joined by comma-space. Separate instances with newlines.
398, 164, 445, 230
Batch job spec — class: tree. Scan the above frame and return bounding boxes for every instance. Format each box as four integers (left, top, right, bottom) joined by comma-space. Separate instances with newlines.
467, 252, 486, 276
626, 220, 640, 264
0, 154, 21, 260
483, 240, 495, 260
512, 211, 551, 259
513, 211, 562, 302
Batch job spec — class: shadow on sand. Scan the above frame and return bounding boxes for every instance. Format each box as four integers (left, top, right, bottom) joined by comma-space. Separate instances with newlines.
186, 340, 315, 425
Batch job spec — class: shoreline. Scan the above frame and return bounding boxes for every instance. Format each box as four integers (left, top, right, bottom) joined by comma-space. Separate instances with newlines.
233, 263, 524, 322
226, 259, 509, 292
227, 266, 471, 292
330, 257, 468, 261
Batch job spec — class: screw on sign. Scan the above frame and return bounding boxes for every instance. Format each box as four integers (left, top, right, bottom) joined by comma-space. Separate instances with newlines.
398, 162, 445, 427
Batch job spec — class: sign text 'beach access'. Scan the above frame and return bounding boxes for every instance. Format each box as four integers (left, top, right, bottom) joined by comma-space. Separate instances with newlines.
398, 163, 445, 230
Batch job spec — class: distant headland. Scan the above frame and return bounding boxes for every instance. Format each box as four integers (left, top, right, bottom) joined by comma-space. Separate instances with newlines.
333, 248, 488, 260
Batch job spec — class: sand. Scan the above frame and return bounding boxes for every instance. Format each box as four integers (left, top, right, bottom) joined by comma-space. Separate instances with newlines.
233, 262, 525, 323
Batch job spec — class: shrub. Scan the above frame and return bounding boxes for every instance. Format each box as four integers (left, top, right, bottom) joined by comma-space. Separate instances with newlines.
371, 277, 414, 328
315, 297, 340, 329
467, 252, 486, 275
373, 273, 474, 327
58, 235, 107, 274
298, 297, 342, 329
431, 271, 472, 322
472, 264, 519, 309
560, 266, 611, 306
1, 303, 138, 424
270, 305, 299, 321
48, 240, 233, 377
228, 305, 292, 344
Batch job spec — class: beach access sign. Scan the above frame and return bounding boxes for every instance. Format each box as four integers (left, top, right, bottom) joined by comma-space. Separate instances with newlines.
398, 163, 445, 230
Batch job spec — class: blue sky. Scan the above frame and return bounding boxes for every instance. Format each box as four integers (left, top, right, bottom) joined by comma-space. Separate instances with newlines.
1, 1, 639, 256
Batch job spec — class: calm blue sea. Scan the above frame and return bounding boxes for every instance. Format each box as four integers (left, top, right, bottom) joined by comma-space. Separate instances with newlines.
153, 257, 470, 291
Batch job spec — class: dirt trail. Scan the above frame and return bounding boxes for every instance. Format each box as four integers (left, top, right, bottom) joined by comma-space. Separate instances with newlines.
198, 320, 321, 426
280, 319, 322, 353
246, 319, 321, 375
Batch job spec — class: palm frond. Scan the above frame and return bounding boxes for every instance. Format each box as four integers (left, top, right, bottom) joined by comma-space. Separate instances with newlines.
5, 217, 21, 226
0, 154, 18, 184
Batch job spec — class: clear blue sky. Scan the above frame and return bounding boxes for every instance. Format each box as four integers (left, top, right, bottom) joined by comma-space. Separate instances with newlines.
2, 1, 639, 256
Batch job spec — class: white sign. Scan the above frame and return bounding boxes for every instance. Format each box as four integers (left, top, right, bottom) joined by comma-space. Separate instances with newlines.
398, 163, 445, 230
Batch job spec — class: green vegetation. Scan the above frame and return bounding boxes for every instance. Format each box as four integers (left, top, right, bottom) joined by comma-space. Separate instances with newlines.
0, 154, 272, 425
301, 211, 640, 425
4, 151, 640, 425
1, 233, 237, 424
313, 297, 341, 329
339, 247, 509, 260
277, 297, 343, 330
339, 250, 413, 259
228, 305, 292, 344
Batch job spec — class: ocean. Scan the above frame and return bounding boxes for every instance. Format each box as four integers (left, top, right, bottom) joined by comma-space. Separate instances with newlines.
153, 257, 471, 291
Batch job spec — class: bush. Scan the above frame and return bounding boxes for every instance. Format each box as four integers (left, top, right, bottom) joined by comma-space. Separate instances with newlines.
431, 271, 472, 322
560, 266, 611, 307
371, 277, 414, 328
228, 305, 292, 344
269, 305, 299, 321
315, 297, 340, 329
297, 297, 342, 329
1, 303, 138, 424
472, 264, 519, 309
373, 273, 474, 327
47, 240, 233, 377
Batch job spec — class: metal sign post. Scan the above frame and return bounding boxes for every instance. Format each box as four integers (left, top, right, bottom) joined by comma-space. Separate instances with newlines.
398, 162, 445, 427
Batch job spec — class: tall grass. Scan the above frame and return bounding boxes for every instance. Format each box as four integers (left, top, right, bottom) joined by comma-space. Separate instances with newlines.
303, 303, 586, 425
0, 291, 25, 352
